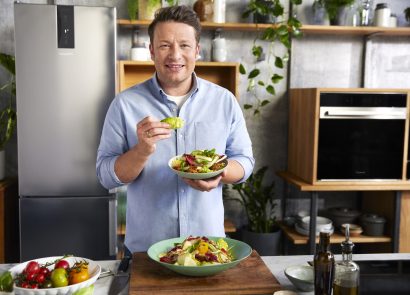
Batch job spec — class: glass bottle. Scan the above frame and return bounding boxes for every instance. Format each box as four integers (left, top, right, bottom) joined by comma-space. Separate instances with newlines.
345, 1, 359, 27
359, 0, 371, 26
334, 225, 360, 295
314, 231, 335, 295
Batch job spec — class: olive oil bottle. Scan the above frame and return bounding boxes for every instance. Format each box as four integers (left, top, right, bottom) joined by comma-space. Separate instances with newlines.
333, 225, 360, 295
314, 231, 335, 295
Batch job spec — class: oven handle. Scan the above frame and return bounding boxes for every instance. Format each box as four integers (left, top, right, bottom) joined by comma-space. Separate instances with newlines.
320, 107, 407, 119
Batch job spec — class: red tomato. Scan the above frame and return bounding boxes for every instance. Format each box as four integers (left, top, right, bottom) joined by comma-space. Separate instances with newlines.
24, 261, 40, 275
20, 282, 30, 288
26, 272, 36, 281
39, 267, 50, 277
55, 259, 70, 270
35, 273, 46, 284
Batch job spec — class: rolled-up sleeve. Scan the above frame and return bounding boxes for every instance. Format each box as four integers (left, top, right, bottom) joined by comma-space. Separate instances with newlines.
96, 98, 128, 190
225, 96, 255, 183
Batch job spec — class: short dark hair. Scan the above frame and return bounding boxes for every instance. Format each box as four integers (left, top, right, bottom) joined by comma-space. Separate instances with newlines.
148, 5, 201, 44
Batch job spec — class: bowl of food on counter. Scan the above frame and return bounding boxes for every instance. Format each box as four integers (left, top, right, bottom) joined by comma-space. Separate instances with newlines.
147, 236, 252, 276
8, 255, 101, 294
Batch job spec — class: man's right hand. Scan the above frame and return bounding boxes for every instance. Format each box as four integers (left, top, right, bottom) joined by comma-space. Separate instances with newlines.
136, 116, 172, 156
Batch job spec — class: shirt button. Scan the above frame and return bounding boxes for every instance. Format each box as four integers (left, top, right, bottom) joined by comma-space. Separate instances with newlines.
181, 189, 185, 193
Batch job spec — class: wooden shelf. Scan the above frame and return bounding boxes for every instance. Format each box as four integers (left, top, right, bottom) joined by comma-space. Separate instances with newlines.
117, 60, 239, 98
117, 19, 410, 36
278, 171, 410, 192
279, 223, 391, 245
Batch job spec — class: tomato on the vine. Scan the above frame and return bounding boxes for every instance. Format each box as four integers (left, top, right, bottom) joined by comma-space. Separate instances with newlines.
24, 261, 40, 275
55, 259, 70, 270
68, 262, 89, 285
50, 268, 68, 288
39, 267, 50, 277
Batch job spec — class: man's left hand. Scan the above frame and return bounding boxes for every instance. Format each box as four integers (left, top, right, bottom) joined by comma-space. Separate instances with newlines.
183, 170, 227, 192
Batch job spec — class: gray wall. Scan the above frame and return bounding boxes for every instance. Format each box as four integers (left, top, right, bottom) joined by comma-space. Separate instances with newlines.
1, 0, 409, 228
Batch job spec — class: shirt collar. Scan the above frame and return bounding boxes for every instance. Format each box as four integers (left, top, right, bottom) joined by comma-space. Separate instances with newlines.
151, 73, 200, 103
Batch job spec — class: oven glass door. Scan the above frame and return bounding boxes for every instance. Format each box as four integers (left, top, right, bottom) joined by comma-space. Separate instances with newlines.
317, 119, 405, 180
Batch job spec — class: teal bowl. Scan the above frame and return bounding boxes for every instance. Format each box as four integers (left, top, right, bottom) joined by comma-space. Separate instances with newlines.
147, 236, 252, 277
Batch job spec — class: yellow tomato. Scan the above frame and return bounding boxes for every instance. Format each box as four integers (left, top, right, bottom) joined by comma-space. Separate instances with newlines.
68, 262, 89, 285
198, 241, 209, 254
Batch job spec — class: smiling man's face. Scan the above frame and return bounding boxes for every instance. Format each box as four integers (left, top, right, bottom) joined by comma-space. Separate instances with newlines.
149, 21, 200, 96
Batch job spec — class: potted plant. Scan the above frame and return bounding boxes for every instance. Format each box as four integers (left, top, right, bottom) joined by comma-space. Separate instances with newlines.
405, 7, 410, 25
321, 0, 355, 25
224, 166, 281, 255
0, 53, 17, 180
240, 0, 303, 115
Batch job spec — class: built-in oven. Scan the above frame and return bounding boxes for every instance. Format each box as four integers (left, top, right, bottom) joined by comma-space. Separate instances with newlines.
317, 92, 407, 181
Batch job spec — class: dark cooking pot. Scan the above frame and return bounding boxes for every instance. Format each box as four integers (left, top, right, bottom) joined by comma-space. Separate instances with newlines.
325, 207, 361, 228
360, 214, 386, 236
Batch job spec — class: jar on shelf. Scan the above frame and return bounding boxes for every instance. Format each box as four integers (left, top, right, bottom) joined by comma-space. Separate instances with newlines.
193, 0, 214, 22
389, 13, 397, 28
374, 3, 391, 27
138, 0, 162, 20
211, 30, 227, 62
213, 0, 226, 23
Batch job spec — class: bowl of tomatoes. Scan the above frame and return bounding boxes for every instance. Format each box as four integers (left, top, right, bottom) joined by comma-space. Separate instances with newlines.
9, 256, 101, 294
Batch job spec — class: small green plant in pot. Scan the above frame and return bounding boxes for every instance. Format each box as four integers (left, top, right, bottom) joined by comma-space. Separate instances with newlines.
321, 0, 355, 25
0, 53, 17, 152
240, 0, 303, 115
224, 166, 281, 255
405, 7, 410, 25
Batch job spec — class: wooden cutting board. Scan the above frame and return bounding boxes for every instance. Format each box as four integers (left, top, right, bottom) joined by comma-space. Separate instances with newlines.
129, 250, 282, 295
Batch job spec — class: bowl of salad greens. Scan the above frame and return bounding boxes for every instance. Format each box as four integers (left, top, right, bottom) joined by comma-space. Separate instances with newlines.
168, 149, 228, 180
147, 236, 252, 277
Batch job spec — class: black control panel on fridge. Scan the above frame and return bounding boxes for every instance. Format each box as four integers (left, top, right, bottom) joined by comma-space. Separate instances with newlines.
57, 5, 74, 49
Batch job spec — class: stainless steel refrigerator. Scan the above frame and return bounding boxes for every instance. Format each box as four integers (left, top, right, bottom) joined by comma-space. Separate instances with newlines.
14, 3, 117, 261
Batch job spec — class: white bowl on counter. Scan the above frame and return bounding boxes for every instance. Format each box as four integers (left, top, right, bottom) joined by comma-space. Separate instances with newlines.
284, 265, 314, 292
299, 216, 333, 231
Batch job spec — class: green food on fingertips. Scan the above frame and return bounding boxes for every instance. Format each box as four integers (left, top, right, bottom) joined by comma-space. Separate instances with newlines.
161, 117, 185, 129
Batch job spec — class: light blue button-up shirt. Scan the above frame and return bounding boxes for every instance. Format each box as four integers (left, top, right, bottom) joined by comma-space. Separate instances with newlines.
96, 73, 254, 252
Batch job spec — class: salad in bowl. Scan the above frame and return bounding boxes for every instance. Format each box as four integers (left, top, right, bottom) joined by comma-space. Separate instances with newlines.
169, 149, 227, 180
147, 236, 252, 276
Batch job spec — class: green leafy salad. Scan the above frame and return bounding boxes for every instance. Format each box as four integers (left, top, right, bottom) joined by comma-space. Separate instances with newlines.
159, 236, 233, 266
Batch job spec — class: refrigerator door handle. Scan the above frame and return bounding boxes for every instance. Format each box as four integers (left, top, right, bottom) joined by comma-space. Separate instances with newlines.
109, 198, 118, 256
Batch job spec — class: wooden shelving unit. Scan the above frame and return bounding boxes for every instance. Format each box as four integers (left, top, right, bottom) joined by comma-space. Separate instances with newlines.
279, 223, 391, 245
117, 60, 239, 97
118, 19, 410, 36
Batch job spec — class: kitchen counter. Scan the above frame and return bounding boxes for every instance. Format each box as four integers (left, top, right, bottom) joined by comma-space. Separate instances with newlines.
1, 253, 409, 294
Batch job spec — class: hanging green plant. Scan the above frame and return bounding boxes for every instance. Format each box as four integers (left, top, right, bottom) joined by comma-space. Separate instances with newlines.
0, 53, 17, 151
240, 0, 303, 115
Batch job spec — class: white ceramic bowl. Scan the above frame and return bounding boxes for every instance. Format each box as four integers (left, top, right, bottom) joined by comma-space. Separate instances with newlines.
168, 155, 227, 180
284, 265, 314, 292
295, 222, 334, 236
9, 256, 101, 295
300, 216, 333, 231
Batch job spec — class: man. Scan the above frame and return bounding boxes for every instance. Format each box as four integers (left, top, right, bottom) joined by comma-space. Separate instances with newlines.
96, 5, 254, 253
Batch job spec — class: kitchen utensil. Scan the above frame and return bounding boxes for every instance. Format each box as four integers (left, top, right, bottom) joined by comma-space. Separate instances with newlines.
295, 222, 334, 236
129, 250, 281, 294
147, 236, 252, 277
326, 207, 361, 228
299, 216, 333, 231
108, 255, 131, 295
284, 265, 314, 292
9, 256, 101, 295
361, 214, 386, 236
